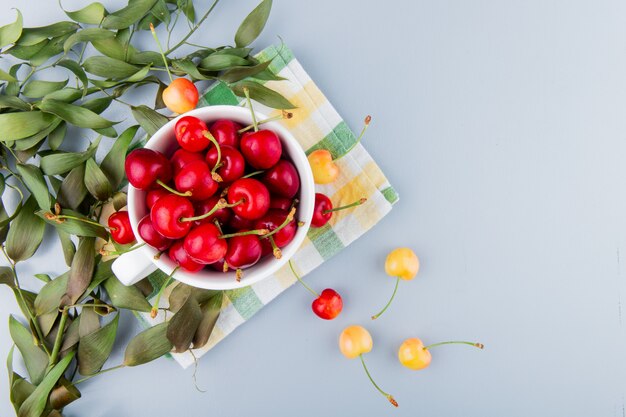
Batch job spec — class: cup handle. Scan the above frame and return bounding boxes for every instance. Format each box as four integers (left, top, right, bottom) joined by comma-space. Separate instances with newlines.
112, 247, 157, 286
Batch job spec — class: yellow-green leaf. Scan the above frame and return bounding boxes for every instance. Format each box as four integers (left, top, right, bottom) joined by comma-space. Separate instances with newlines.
234, 0, 272, 48
84, 158, 112, 200
15, 164, 51, 211
22, 79, 69, 99
65, 2, 108, 25
0, 10, 23, 48
63, 28, 115, 54
64, 237, 96, 305
101, 0, 158, 30
39, 98, 116, 129
8, 316, 48, 385
5, 197, 45, 263
0, 111, 58, 141
123, 323, 171, 366
78, 314, 118, 375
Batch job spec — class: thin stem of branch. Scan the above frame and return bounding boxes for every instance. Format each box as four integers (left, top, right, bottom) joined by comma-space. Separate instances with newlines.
74, 364, 125, 384
165, 0, 221, 55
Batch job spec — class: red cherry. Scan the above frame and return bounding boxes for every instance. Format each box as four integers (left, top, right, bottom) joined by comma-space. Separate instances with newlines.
312, 193, 333, 228
171, 148, 204, 174
146, 188, 170, 209
311, 288, 343, 320
183, 223, 228, 264
239, 130, 282, 169
205, 145, 245, 183
150, 194, 194, 239
125, 148, 172, 190
224, 234, 262, 271
262, 159, 300, 198
174, 116, 210, 152
138, 215, 172, 251
194, 195, 232, 226
168, 240, 204, 272
228, 213, 253, 231
174, 160, 218, 201
209, 119, 242, 148
227, 178, 270, 220
270, 196, 294, 211
254, 209, 297, 248
108, 211, 135, 244
209, 259, 229, 272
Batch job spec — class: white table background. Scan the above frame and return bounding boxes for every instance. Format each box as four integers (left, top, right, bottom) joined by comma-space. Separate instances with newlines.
1, 0, 626, 415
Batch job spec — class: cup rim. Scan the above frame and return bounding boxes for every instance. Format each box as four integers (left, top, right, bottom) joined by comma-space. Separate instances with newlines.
126, 105, 315, 290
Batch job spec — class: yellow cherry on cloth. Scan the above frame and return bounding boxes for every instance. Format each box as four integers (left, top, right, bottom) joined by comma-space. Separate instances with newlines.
339, 325, 373, 359
398, 338, 431, 370
308, 149, 339, 184
162, 78, 199, 114
385, 247, 419, 280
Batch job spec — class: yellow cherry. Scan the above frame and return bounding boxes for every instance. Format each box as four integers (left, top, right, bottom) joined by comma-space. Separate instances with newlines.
308, 149, 339, 184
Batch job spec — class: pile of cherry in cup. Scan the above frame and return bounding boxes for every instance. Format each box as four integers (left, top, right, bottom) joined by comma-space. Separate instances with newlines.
124, 113, 302, 281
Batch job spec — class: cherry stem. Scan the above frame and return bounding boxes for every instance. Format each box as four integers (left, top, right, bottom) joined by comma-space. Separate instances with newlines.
150, 23, 173, 83
263, 207, 296, 239
268, 235, 282, 259
213, 219, 223, 234
203, 131, 222, 178
150, 267, 178, 318
45, 213, 108, 230
359, 354, 398, 407
335, 115, 371, 161
423, 341, 485, 350
100, 242, 145, 257
371, 276, 400, 320
323, 198, 367, 214
288, 260, 318, 297
156, 180, 192, 197
242, 87, 258, 132
238, 111, 292, 134
180, 199, 242, 223
219, 228, 269, 239
242, 170, 264, 179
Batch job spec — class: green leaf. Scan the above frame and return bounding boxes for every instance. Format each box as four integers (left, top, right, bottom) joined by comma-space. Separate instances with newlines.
28, 33, 73, 67
7, 39, 48, 60
91, 36, 131, 61
65, 2, 108, 25
199, 54, 249, 71
18, 350, 75, 417
57, 230, 76, 267
57, 60, 89, 95
37, 209, 108, 239
15, 164, 51, 211
10, 374, 36, 413
167, 295, 201, 352
49, 378, 81, 409
94, 126, 118, 138
78, 307, 100, 338
172, 59, 209, 80
57, 164, 87, 210
22, 79, 69, 99
0, 10, 23, 48
0, 67, 17, 82
123, 323, 171, 366
42, 87, 83, 103
193, 292, 222, 348
151, 0, 171, 25
84, 158, 112, 200
234, 0, 272, 48
131, 105, 168, 136
82, 260, 114, 299
83, 55, 140, 79
5, 63, 23, 96
78, 313, 118, 375
34, 273, 68, 315
40, 136, 100, 175
232, 81, 296, 109
0, 266, 14, 288
64, 237, 96, 305
64, 28, 115, 54
17, 22, 79, 46
102, 0, 158, 30
5, 197, 45, 263
39, 98, 116, 129
48, 122, 67, 151
214, 47, 253, 58
103, 277, 151, 312
13, 118, 62, 151
178, 0, 195, 23
60, 316, 80, 354
34, 274, 51, 283
101, 125, 139, 189
0, 96, 30, 111
8, 316, 49, 385
0, 111, 58, 141
220, 59, 272, 83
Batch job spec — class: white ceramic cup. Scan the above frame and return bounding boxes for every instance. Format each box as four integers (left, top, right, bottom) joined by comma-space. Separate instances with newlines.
111, 105, 315, 290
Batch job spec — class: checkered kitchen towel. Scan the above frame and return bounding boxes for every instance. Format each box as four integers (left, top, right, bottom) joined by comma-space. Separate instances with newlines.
138, 44, 399, 368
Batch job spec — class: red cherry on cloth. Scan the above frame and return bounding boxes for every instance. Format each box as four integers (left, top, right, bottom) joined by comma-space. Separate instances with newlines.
193, 196, 232, 226
227, 178, 270, 220
171, 148, 204, 174
205, 145, 245, 183
125, 148, 172, 190
311, 288, 343, 320
146, 188, 170, 209
225, 234, 262, 270
183, 223, 228, 264
174, 160, 218, 201
150, 194, 194, 239
262, 159, 300, 198
311, 193, 333, 228
239, 130, 282, 169
175, 116, 210, 152
108, 211, 135, 244
138, 215, 172, 251
168, 240, 204, 272
270, 196, 294, 211
254, 209, 297, 248
209, 119, 242, 148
